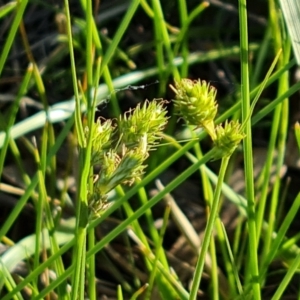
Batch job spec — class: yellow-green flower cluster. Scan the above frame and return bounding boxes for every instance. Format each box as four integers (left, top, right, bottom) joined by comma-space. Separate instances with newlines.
214, 120, 245, 159
88, 99, 168, 216
117, 100, 168, 150
90, 118, 115, 165
171, 78, 217, 139
171, 78, 245, 159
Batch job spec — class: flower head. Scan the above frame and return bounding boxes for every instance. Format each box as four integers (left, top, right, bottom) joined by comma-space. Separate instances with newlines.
87, 99, 168, 217
117, 99, 168, 151
89, 137, 148, 217
170, 79, 218, 139
213, 120, 246, 159
90, 118, 116, 165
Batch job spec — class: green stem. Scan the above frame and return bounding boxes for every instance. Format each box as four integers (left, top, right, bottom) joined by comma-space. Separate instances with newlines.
189, 156, 230, 300
88, 228, 96, 300
238, 0, 261, 297
71, 148, 90, 299
72, 226, 87, 300
100, 0, 140, 75
0, 0, 28, 77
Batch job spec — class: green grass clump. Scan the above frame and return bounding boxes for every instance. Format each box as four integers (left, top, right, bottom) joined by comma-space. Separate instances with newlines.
1, 0, 300, 299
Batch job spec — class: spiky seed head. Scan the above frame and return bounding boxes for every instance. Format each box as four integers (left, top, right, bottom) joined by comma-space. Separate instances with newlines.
118, 99, 168, 151
213, 120, 245, 159
170, 78, 218, 140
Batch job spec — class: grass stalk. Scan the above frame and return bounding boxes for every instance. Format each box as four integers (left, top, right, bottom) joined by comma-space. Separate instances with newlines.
101, 0, 140, 74
189, 155, 230, 300
0, 64, 33, 179
0, 0, 28, 77
259, 10, 291, 278
151, 0, 179, 81
238, 0, 261, 297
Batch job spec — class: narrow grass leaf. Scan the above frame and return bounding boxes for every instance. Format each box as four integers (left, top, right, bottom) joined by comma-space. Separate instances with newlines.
279, 0, 300, 64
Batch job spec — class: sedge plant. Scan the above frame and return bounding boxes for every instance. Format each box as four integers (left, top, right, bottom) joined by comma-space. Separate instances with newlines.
170, 78, 245, 299
71, 76, 245, 299
2, 1, 300, 299
71, 99, 169, 298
